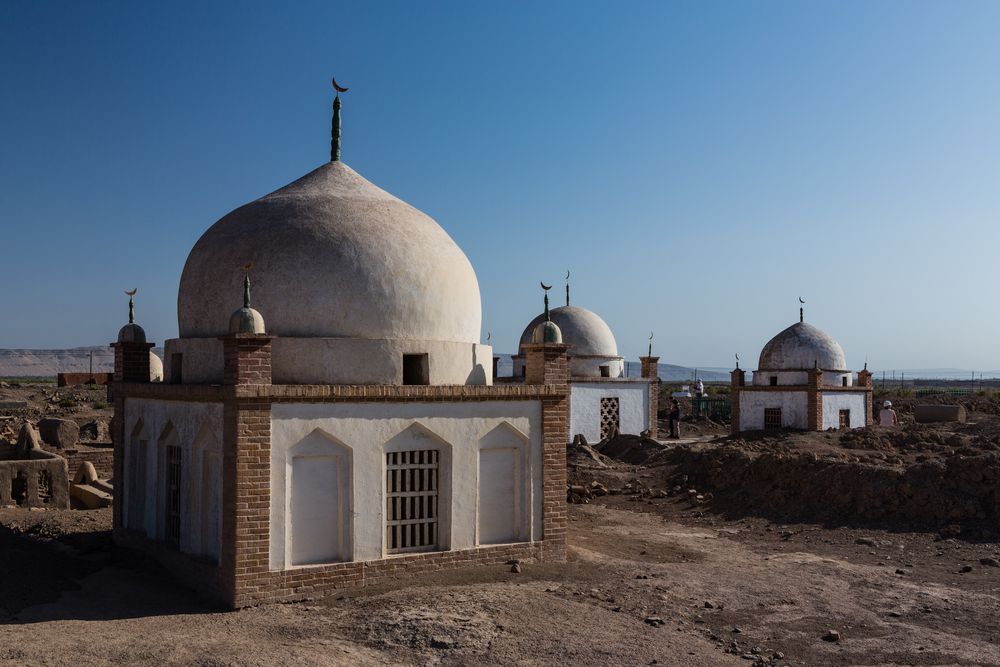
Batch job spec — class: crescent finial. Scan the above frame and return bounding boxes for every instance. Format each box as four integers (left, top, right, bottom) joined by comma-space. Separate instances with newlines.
125, 288, 137, 297
799, 296, 805, 304
540, 281, 552, 291
332, 77, 349, 93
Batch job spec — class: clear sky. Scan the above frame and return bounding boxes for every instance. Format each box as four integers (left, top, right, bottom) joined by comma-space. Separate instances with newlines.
2, 1, 999, 371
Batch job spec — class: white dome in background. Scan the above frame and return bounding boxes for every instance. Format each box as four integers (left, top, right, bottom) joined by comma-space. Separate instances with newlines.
757, 321, 847, 371
177, 161, 482, 344
149, 351, 163, 382
518, 306, 618, 357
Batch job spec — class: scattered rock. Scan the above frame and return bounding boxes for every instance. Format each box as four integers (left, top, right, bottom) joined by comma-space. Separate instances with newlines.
979, 557, 999, 567
36, 417, 78, 448
644, 616, 666, 627
959, 565, 973, 573
430, 636, 454, 649
822, 630, 840, 642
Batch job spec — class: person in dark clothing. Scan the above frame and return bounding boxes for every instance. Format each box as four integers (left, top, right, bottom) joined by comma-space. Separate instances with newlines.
668, 398, 681, 439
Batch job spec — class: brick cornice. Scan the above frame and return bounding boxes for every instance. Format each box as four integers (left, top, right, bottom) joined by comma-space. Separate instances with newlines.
110, 382, 570, 402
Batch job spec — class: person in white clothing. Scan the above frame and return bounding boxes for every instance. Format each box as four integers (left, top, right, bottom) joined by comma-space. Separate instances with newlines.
878, 400, 899, 426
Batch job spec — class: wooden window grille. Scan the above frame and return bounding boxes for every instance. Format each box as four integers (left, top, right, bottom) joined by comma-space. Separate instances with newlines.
386, 449, 439, 554
839, 409, 850, 428
764, 408, 782, 430
165, 445, 182, 547
600, 397, 620, 440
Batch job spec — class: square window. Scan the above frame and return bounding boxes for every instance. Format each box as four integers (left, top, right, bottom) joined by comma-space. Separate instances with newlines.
403, 354, 429, 385
599, 365, 610, 378
769, 376, 778, 387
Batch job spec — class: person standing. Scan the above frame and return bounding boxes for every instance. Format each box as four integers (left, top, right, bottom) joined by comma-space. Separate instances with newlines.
878, 400, 899, 426
695, 379, 705, 399
668, 398, 682, 438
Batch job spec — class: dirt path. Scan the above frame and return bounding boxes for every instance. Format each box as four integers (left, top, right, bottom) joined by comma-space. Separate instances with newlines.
1, 503, 998, 666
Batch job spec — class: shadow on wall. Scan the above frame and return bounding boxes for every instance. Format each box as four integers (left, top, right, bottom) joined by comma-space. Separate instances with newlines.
466, 344, 486, 385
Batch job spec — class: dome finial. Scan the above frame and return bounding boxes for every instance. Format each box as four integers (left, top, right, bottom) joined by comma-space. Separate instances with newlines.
229, 263, 265, 335
565, 270, 571, 306
648, 331, 654, 357
798, 296, 805, 323
735, 352, 740, 370
331, 77, 348, 162
242, 262, 253, 308
125, 288, 137, 324
532, 281, 562, 344
540, 281, 552, 320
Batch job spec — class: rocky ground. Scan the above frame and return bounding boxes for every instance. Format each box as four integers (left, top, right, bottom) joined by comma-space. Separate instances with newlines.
0, 381, 112, 446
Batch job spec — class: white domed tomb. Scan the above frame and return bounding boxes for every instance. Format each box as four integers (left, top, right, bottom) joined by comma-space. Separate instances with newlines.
730, 310, 873, 433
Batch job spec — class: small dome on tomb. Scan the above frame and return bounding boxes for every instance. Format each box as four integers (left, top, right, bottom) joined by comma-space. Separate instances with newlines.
532, 319, 563, 344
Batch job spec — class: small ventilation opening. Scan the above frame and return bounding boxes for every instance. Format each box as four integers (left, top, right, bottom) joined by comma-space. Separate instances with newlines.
520, 365, 526, 378
769, 376, 778, 387
403, 354, 429, 385
842, 376, 848, 387
599, 365, 610, 378
170, 353, 183, 384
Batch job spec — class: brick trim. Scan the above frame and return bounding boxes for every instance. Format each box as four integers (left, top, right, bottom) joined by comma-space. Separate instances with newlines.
111, 382, 569, 402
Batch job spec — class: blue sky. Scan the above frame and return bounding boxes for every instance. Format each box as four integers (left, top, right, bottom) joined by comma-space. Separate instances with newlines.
2, 1, 999, 371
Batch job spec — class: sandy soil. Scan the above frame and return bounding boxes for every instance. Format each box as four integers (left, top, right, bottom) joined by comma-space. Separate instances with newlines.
2, 495, 999, 666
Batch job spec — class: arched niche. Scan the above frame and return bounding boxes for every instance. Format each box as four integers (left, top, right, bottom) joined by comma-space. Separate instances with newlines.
188, 423, 222, 562
382, 423, 453, 555
125, 418, 149, 533
286, 429, 353, 566
156, 422, 181, 545
476, 422, 530, 545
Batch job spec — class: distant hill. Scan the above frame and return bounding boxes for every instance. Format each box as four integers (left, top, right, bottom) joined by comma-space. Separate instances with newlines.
493, 354, 731, 382
0, 346, 164, 377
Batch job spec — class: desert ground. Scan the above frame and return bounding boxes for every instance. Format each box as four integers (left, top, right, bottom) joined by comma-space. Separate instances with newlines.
2, 383, 1000, 666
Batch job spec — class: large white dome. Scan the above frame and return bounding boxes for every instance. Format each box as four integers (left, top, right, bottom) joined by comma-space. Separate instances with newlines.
518, 306, 618, 357
177, 161, 482, 342
758, 322, 847, 371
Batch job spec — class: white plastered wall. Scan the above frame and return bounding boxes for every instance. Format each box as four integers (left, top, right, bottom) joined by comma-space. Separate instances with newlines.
568, 382, 649, 443
511, 355, 624, 379
122, 398, 224, 561
269, 401, 542, 570
163, 337, 493, 386
752, 370, 852, 387
738, 391, 809, 430
821, 393, 867, 429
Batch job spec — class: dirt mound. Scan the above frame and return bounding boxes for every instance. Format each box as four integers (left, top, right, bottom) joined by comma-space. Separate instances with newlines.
596, 433, 668, 465
665, 441, 1000, 535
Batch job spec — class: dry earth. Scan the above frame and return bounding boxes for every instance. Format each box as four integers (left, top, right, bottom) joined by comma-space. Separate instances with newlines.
2, 493, 999, 665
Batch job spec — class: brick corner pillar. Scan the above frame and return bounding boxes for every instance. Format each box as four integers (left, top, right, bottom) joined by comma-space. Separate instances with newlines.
523, 343, 569, 386
109, 338, 154, 536
220, 334, 273, 386
218, 334, 273, 607
524, 342, 569, 563
807, 367, 823, 430
110, 340, 155, 383
639, 356, 660, 439
857, 367, 874, 426
730, 368, 746, 435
